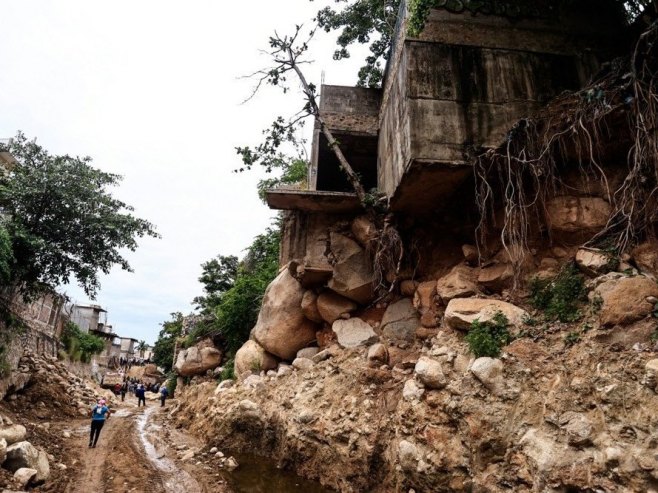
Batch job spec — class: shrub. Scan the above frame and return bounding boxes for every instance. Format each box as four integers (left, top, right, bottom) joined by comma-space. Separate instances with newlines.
61, 321, 104, 363
530, 263, 586, 322
219, 358, 235, 381
564, 331, 581, 347
465, 311, 512, 358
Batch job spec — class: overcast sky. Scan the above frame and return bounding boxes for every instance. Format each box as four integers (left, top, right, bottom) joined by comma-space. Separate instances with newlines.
0, 1, 366, 344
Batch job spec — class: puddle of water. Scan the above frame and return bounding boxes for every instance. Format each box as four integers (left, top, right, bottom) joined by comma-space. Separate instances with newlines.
136, 407, 202, 493
223, 453, 333, 493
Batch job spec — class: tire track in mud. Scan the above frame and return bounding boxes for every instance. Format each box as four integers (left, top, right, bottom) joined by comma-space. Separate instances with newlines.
65, 405, 203, 493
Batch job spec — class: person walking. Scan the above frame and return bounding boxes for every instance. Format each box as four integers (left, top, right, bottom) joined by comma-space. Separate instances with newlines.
159, 385, 169, 407
120, 381, 128, 402
89, 399, 111, 448
136, 384, 146, 407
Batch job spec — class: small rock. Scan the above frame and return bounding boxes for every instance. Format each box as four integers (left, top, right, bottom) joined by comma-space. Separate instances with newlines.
292, 358, 315, 371
333, 318, 379, 348
402, 379, 425, 402
311, 350, 331, 364
209, 447, 218, 454
226, 456, 239, 471
296, 347, 320, 360
367, 343, 388, 367
414, 356, 446, 390
13, 468, 37, 489
470, 357, 504, 394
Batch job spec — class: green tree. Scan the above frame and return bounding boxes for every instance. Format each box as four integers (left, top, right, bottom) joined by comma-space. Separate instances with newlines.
61, 321, 105, 363
186, 227, 280, 354
256, 158, 308, 203
192, 255, 239, 313
0, 133, 159, 298
312, 0, 401, 87
152, 312, 183, 373
136, 340, 148, 358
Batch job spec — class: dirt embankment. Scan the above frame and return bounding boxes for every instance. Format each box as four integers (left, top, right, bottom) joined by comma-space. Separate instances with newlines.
172, 309, 658, 492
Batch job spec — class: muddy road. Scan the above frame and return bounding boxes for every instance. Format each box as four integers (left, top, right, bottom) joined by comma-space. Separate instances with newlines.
60, 402, 229, 493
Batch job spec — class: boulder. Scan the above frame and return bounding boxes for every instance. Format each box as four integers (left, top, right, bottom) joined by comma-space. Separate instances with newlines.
296, 347, 320, 360
351, 215, 377, 247
560, 412, 593, 446
34, 450, 49, 483
632, 241, 658, 278
400, 280, 419, 297
576, 248, 611, 276
301, 291, 323, 323
367, 343, 389, 367
593, 276, 658, 326
317, 291, 358, 324
477, 263, 514, 292
4, 441, 38, 473
381, 299, 420, 342
414, 356, 446, 389
175, 339, 222, 377
332, 318, 379, 348
253, 269, 318, 360
436, 265, 478, 302
327, 233, 375, 304
13, 468, 37, 489
234, 340, 278, 378
546, 196, 611, 241
0, 425, 26, 446
444, 298, 527, 331
470, 357, 504, 394
644, 359, 658, 391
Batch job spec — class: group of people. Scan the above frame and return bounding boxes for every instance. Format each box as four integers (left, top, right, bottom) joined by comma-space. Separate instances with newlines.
118, 356, 151, 369
112, 378, 169, 407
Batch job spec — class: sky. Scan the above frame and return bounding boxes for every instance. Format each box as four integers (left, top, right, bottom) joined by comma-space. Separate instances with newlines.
0, 1, 367, 344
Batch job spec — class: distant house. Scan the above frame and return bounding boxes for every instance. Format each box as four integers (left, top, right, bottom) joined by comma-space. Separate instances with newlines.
68, 304, 107, 333
119, 337, 139, 361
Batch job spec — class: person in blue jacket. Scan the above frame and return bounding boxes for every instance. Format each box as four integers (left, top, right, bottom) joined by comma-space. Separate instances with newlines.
89, 399, 111, 448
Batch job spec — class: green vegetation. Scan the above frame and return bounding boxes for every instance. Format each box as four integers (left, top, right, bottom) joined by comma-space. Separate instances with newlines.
465, 311, 512, 358
0, 133, 158, 298
564, 331, 581, 347
186, 227, 280, 353
219, 358, 235, 381
256, 158, 308, 203
530, 264, 586, 322
152, 313, 183, 373
165, 372, 177, 397
61, 321, 105, 363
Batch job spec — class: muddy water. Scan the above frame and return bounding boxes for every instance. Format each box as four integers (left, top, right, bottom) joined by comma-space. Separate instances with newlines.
137, 407, 203, 493
223, 453, 333, 493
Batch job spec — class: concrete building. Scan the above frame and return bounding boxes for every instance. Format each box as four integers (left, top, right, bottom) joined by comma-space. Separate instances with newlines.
266, 1, 625, 278
68, 304, 107, 334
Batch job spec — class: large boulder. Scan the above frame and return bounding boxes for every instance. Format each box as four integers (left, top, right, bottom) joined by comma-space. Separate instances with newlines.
317, 291, 358, 324
444, 298, 527, 331
436, 265, 478, 302
381, 299, 420, 342
546, 196, 611, 241
253, 269, 318, 360
327, 233, 375, 304
593, 276, 658, 326
0, 425, 26, 446
301, 290, 323, 323
332, 318, 379, 348
4, 441, 38, 473
234, 340, 278, 378
175, 339, 222, 377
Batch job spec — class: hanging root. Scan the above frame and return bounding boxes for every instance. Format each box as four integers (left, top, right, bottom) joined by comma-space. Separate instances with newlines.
371, 214, 405, 299
474, 21, 658, 282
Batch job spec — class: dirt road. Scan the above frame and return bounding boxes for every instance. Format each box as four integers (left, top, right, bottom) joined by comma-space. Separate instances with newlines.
59, 401, 227, 493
